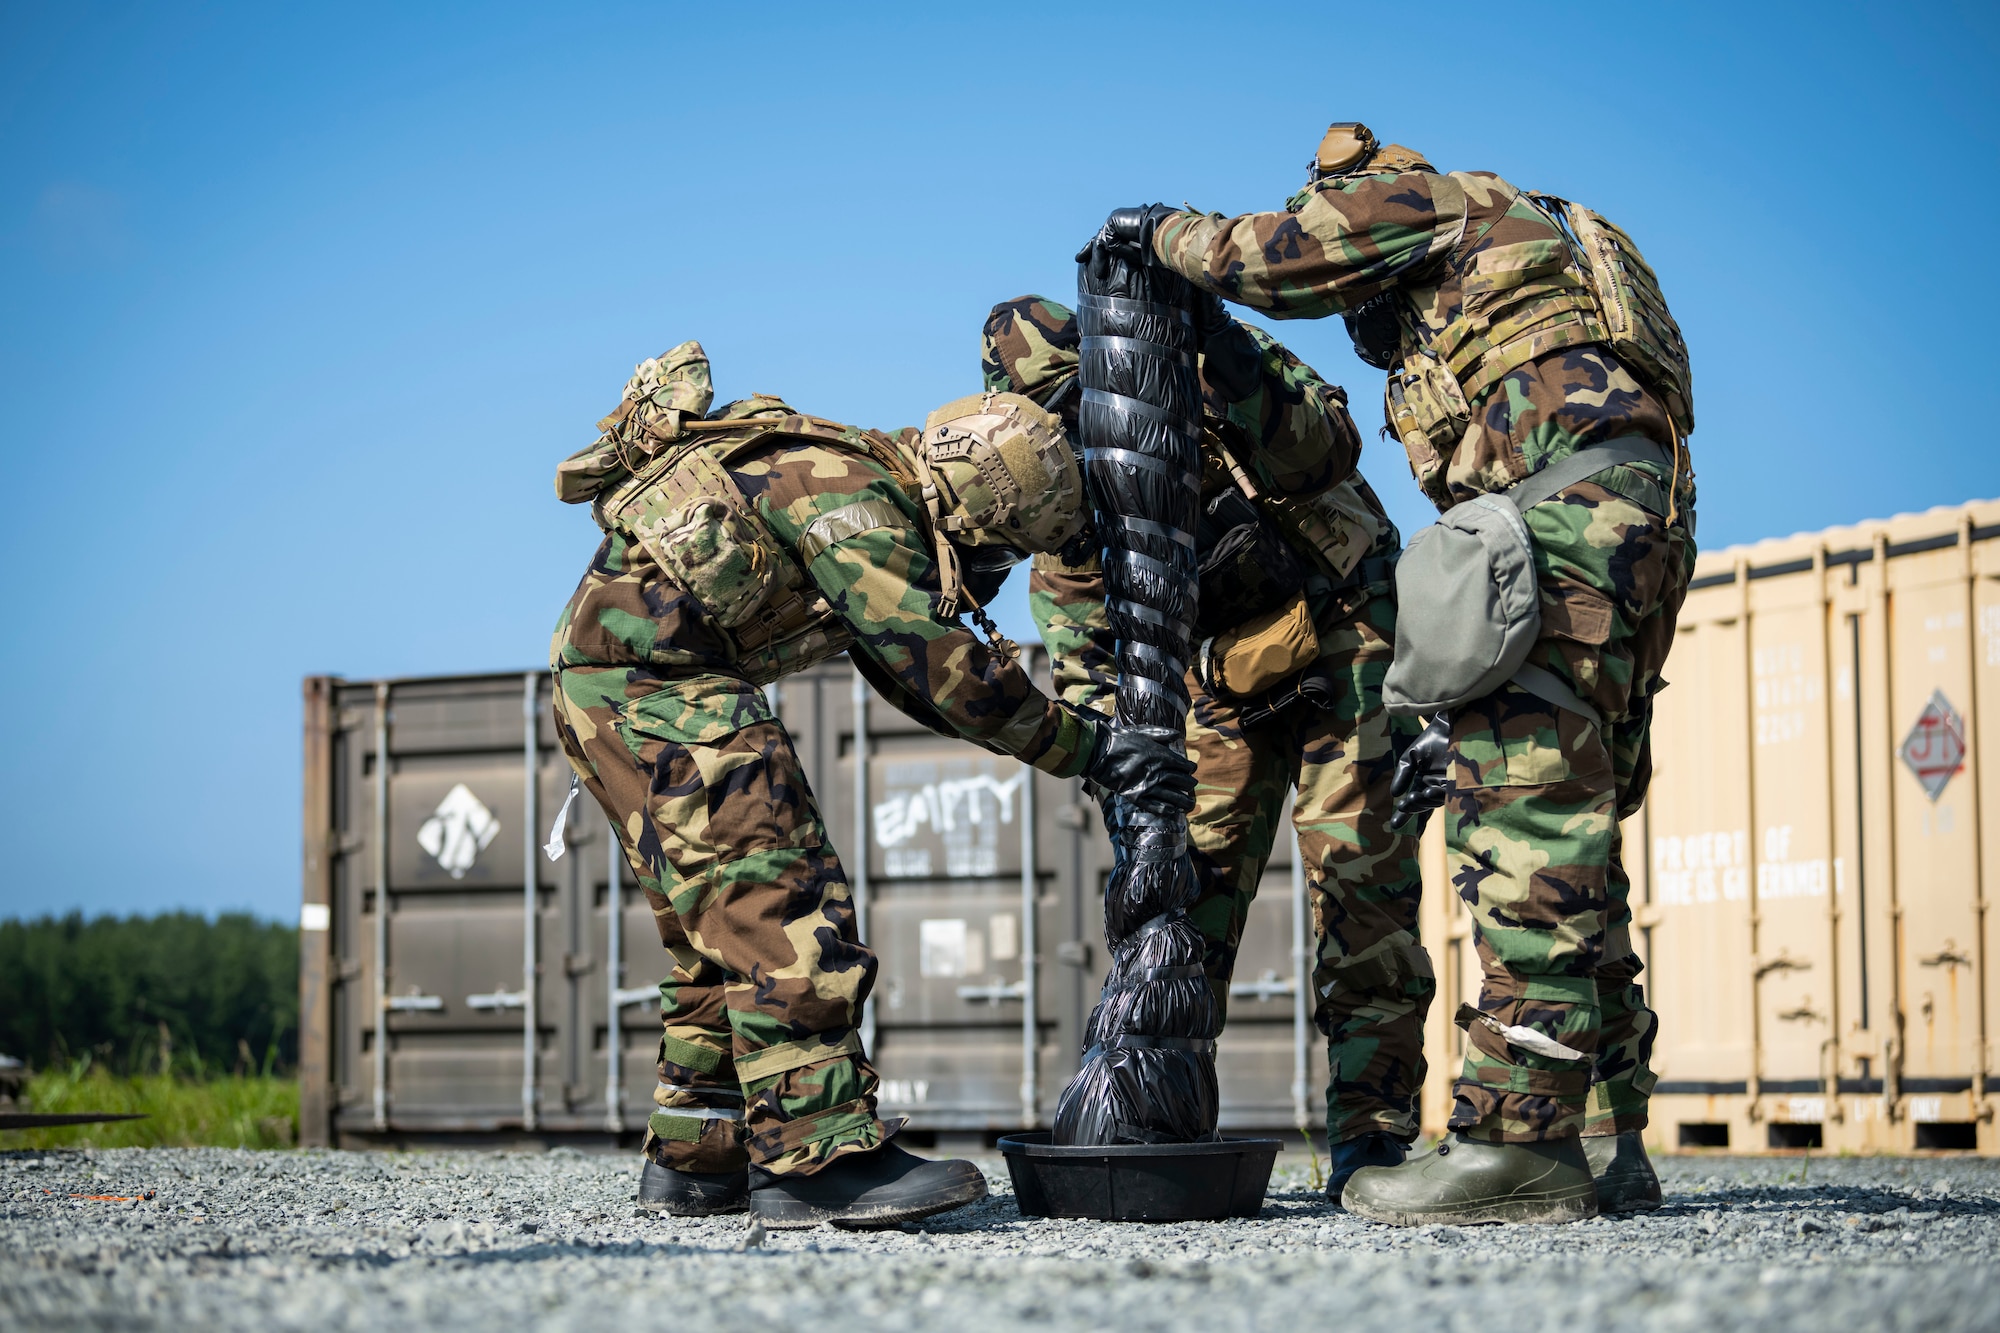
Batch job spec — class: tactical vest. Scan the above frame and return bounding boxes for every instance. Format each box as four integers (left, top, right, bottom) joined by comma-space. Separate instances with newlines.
1199, 425, 1389, 589
585, 411, 927, 685
1380, 176, 1694, 482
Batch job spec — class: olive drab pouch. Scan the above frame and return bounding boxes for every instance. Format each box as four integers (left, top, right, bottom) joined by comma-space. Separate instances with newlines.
1380, 492, 1541, 717
1529, 194, 1695, 436
1382, 436, 1672, 721
1196, 590, 1320, 702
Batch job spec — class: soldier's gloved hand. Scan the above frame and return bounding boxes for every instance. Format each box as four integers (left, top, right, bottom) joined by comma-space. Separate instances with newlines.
1388, 711, 1453, 835
1196, 291, 1262, 405
1086, 725, 1197, 817
1075, 202, 1180, 265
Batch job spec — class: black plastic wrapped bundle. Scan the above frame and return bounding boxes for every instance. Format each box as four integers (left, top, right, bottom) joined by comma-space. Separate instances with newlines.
1052, 233, 1219, 1146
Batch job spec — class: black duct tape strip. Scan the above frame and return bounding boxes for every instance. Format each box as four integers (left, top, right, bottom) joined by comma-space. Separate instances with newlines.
1081, 1035, 1218, 1063
1119, 673, 1190, 708
1080, 334, 1195, 367
1115, 823, 1188, 861
1120, 640, 1191, 677
1108, 548, 1192, 585
1102, 963, 1208, 995
1123, 842, 1187, 866
1106, 513, 1197, 548
1126, 911, 1186, 942
1085, 446, 1201, 492
1108, 599, 1194, 639
1082, 388, 1201, 439
1078, 291, 1194, 325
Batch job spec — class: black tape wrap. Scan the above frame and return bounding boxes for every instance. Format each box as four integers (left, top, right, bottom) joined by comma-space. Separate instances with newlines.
1051, 240, 1219, 1147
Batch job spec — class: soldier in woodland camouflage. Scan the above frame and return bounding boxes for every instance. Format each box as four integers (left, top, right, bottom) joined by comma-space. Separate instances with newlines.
981, 296, 1431, 1195
1111, 123, 1696, 1224
550, 342, 1191, 1226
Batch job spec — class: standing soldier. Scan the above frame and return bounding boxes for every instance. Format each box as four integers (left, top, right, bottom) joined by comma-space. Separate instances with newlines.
1101, 122, 1697, 1225
550, 341, 1194, 1227
978, 295, 1434, 1203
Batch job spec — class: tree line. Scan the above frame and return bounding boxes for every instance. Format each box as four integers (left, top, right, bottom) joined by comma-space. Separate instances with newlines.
0, 913, 297, 1076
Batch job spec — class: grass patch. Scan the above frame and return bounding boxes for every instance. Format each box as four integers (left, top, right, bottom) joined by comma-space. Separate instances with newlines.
4, 1066, 297, 1150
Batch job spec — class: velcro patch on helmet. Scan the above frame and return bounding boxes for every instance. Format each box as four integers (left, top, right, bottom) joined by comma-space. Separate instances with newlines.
920, 392, 1083, 554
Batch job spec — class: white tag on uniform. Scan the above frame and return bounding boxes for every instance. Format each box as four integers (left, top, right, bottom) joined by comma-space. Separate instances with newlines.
544, 774, 582, 861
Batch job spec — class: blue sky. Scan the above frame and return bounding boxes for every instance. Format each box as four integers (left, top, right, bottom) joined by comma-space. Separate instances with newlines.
3, 1, 1996, 922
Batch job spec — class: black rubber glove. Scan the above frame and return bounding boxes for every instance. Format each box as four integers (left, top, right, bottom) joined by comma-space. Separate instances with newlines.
1388, 711, 1453, 836
1075, 202, 1180, 265
1195, 290, 1262, 405
1085, 724, 1197, 817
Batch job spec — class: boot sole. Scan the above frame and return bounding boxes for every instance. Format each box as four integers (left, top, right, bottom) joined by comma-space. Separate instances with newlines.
1596, 1192, 1662, 1215
638, 1195, 749, 1218
1346, 1185, 1599, 1227
750, 1175, 989, 1230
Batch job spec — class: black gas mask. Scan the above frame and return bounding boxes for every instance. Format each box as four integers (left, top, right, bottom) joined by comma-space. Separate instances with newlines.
954, 541, 1022, 610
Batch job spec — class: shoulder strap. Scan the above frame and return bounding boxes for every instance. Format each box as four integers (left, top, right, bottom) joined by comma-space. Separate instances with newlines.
1505, 437, 1671, 514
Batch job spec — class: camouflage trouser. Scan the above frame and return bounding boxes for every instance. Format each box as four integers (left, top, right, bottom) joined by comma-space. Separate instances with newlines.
1444, 465, 1695, 1143
552, 667, 886, 1176
1185, 587, 1433, 1143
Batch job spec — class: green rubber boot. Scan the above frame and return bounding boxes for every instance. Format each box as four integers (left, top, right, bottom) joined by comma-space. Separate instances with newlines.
1341, 1131, 1599, 1226
1582, 1131, 1662, 1214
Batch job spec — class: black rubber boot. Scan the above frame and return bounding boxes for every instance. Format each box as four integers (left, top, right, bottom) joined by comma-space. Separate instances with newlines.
637, 1159, 748, 1216
748, 1141, 988, 1229
1323, 1131, 1407, 1207
1583, 1131, 1662, 1214
1342, 1131, 1598, 1226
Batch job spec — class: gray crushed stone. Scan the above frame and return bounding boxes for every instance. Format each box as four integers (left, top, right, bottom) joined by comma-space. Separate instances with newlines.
4, 1147, 1997, 1331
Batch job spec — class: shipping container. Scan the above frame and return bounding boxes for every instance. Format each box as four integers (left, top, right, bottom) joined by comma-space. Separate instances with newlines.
1422, 498, 1998, 1155
302, 499, 2000, 1154
299, 650, 1328, 1149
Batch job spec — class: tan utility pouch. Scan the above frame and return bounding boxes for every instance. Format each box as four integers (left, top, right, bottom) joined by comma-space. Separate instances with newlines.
1197, 590, 1320, 701
615, 447, 788, 636
1385, 354, 1471, 456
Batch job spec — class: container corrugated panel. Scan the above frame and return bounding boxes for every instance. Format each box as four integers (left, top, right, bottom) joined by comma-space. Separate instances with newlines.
299, 650, 1331, 1147
1479, 498, 1999, 1155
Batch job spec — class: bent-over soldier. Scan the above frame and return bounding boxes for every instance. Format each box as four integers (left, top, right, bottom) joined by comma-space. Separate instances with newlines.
549, 341, 1193, 1227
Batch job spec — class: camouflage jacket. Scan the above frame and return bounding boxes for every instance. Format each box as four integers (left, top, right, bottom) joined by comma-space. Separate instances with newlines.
1029, 327, 1398, 717
552, 401, 1098, 778
1153, 171, 1679, 512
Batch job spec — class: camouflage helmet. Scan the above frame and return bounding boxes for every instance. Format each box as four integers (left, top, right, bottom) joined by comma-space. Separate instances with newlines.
980, 295, 1080, 402
917, 390, 1083, 555
1308, 122, 1434, 184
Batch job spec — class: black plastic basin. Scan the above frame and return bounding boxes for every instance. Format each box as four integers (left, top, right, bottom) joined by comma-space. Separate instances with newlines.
997, 1131, 1282, 1221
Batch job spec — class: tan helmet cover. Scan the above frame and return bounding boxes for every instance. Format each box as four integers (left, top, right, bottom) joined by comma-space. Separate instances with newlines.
1315, 122, 1379, 178
919, 391, 1084, 555
1311, 122, 1435, 182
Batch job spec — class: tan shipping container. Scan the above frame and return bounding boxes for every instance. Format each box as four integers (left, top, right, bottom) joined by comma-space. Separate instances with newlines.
1420, 498, 1999, 1153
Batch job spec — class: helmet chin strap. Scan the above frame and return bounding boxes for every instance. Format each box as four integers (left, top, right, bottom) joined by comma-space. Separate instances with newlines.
910, 442, 965, 617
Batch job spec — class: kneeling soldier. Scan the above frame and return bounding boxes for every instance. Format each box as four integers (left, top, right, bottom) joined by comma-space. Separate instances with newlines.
980, 296, 1434, 1203
550, 342, 1193, 1227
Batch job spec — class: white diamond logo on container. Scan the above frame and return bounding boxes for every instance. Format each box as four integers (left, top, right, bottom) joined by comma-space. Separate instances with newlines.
1899, 689, 1967, 802
417, 783, 501, 878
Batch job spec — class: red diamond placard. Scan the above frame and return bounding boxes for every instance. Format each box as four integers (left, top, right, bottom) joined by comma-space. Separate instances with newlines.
1900, 689, 1967, 802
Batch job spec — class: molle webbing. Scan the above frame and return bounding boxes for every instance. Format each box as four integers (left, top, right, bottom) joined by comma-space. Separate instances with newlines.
594, 415, 927, 679
1430, 183, 1607, 405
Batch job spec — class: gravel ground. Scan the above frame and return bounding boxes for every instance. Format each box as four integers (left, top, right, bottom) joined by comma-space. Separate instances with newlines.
4, 1145, 1997, 1331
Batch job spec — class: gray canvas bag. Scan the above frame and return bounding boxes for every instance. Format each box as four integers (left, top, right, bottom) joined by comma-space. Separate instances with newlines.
1382, 437, 1671, 724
